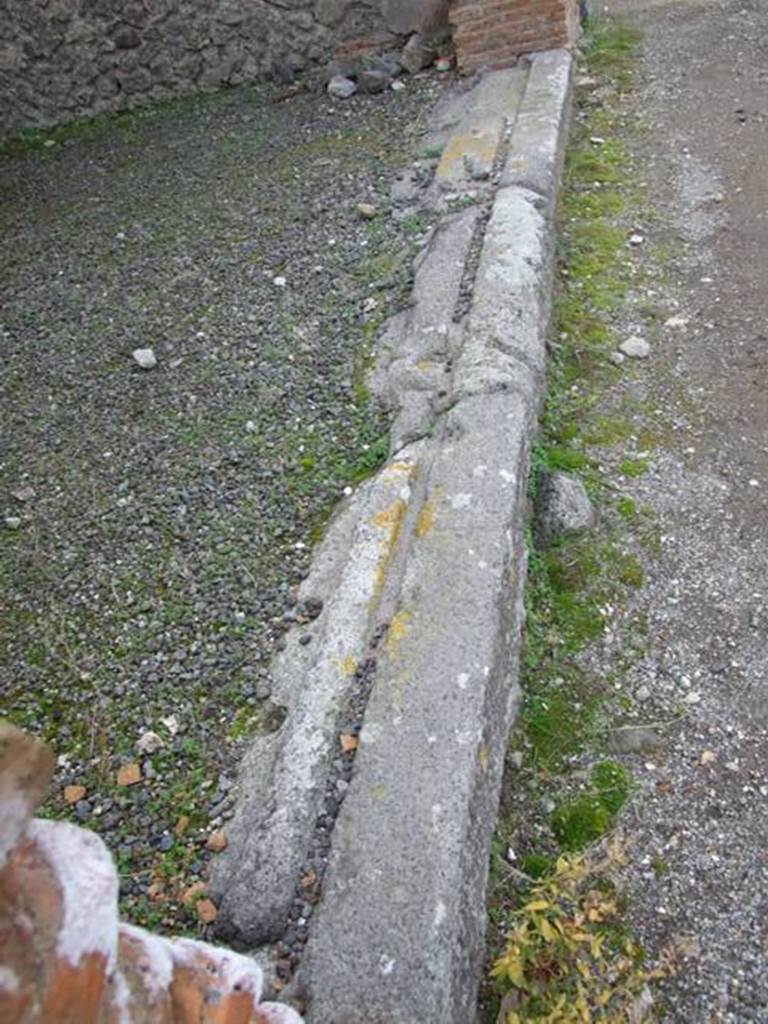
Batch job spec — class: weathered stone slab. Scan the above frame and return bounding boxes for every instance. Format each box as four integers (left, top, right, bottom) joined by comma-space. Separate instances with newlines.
502, 49, 573, 214
370, 206, 479, 450
210, 451, 423, 945
453, 184, 552, 403
435, 68, 528, 187
209, 45, 574, 1023
300, 391, 532, 1023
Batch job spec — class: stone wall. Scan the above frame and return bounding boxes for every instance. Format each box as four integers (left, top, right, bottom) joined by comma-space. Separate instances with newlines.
0, 0, 577, 140
0, 0, 447, 140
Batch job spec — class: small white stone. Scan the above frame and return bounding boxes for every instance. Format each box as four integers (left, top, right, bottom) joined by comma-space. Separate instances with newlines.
161, 714, 180, 736
683, 691, 702, 705
245, 420, 257, 433
629, 233, 645, 246
4, 516, 21, 530
665, 315, 690, 328
609, 351, 626, 366
136, 731, 165, 754
327, 75, 357, 99
132, 348, 157, 370
391, 79, 406, 92
619, 335, 651, 359
273, 276, 287, 288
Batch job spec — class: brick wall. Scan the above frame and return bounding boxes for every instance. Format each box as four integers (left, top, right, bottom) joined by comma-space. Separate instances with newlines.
0, 723, 303, 1024
450, 0, 580, 73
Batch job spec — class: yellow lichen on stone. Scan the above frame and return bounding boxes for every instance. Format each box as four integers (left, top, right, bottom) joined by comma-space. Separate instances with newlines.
385, 610, 412, 656
380, 461, 417, 480
415, 489, 441, 539
436, 133, 496, 182
337, 655, 357, 678
369, 497, 408, 611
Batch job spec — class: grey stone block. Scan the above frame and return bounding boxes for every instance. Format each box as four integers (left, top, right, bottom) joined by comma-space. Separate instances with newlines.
453, 185, 552, 403
535, 471, 596, 547
435, 67, 527, 189
301, 392, 532, 1023
210, 452, 425, 945
502, 49, 573, 217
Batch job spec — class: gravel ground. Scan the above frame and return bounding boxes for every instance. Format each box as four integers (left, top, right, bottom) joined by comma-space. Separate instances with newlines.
489, 3, 768, 1021
0, 74, 442, 932
597, 1, 768, 1018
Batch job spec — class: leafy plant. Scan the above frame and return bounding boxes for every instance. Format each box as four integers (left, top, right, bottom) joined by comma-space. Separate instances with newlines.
492, 843, 660, 1022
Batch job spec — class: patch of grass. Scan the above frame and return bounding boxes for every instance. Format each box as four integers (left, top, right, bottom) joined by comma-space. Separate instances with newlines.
650, 855, 668, 879
618, 457, 650, 478
343, 433, 390, 484
583, 21, 643, 89
616, 496, 637, 520
583, 416, 634, 447
544, 446, 591, 473
617, 553, 644, 589
399, 211, 431, 236
486, 12, 656, 1018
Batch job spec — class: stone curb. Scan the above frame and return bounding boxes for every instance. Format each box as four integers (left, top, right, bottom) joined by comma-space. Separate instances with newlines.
211, 50, 573, 1022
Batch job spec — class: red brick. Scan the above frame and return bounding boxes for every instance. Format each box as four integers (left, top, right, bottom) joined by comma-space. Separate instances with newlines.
451, 0, 579, 72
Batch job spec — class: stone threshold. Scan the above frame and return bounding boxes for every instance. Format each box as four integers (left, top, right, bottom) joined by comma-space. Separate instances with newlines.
209, 49, 573, 1024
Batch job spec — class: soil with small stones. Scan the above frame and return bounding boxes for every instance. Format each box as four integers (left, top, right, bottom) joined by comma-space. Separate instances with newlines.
596, 2, 768, 1018
0, 76, 442, 933
485, 3, 768, 1021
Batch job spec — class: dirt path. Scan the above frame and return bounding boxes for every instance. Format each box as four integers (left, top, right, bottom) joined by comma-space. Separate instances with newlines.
596, 0, 768, 1019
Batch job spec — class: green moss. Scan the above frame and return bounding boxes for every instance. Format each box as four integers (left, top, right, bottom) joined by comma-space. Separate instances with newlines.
525, 689, 604, 771
551, 793, 613, 851
549, 762, 633, 852
228, 701, 286, 741
520, 852, 554, 880
591, 760, 631, 814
